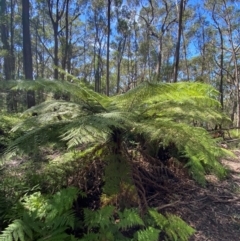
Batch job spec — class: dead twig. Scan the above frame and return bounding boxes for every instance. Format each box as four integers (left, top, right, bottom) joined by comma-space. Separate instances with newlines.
156, 201, 181, 211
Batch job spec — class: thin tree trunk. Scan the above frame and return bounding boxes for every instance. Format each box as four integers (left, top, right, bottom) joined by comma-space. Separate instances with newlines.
53, 24, 59, 80
212, 3, 224, 109
116, 37, 126, 93
156, 36, 163, 80
173, 0, 185, 82
22, 0, 35, 108
10, 0, 15, 78
182, 29, 189, 81
106, 0, 111, 96
61, 0, 69, 80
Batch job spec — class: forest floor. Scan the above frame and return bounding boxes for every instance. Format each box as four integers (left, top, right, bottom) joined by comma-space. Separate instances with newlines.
3, 148, 240, 240
168, 150, 240, 241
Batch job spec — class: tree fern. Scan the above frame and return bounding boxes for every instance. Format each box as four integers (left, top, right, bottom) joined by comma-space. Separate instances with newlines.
4, 79, 233, 186
103, 155, 132, 195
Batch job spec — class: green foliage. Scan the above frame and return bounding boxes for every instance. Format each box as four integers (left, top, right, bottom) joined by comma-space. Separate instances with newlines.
5, 80, 232, 185
0, 187, 81, 241
117, 208, 145, 230
81, 206, 194, 241
82, 206, 143, 241
134, 227, 160, 241
0, 219, 32, 241
1, 79, 231, 240
0, 113, 22, 153
148, 209, 195, 241
0, 170, 194, 241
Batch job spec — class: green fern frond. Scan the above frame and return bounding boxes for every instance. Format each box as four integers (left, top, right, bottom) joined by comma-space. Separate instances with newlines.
36, 229, 70, 241
117, 208, 144, 230
6, 122, 68, 155
21, 191, 48, 218
21, 100, 87, 121
135, 117, 228, 185
0, 113, 23, 155
148, 209, 195, 241
112, 81, 220, 111
48, 210, 75, 230
0, 219, 32, 241
61, 111, 135, 148
79, 232, 99, 241
134, 227, 160, 241
83, 205, 115, 229
12, 79, 109, 111
49, 187, 79, 215
22, 212, 42, 234
164, 214, 195, 241
148, 209, 168, 230
0, 187, 80, 241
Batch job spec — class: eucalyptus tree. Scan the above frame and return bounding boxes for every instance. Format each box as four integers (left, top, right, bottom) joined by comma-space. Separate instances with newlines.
186, 4, 217, 85
205, 0, 226, 109
113, 5, 133, 93
179, 4, 196, 81
59, 0, 86, 79
47, 0, 69, 79
87, 0, 109, 93
30, 0, 55, 79
222, 0, 240, 127
138, 0, 177, 80
45, 0, 85, 80
204, 0, 240, 126
46, 0, 68, 80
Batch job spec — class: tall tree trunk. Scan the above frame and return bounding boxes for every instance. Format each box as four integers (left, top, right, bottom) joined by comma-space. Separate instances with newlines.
47, 0, 67, 80
61, 0, 69, 80
53, 24, 59, 80
222, 0, 239, 127
156, 36, 163, 80
156, 37, 162, 80
173, 0, 185, 82
106, 0, 111, 96
116, 37, 126, 93
22, 0, 35, 108
212, 5, 224, 109
182, 28, 189, 81
0, 0, 14, 80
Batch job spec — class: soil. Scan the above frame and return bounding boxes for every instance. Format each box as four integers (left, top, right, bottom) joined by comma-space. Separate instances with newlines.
161, 150, 240, 241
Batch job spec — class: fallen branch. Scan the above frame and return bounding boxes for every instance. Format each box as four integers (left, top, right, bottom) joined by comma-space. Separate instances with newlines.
156, 201, 181, 211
